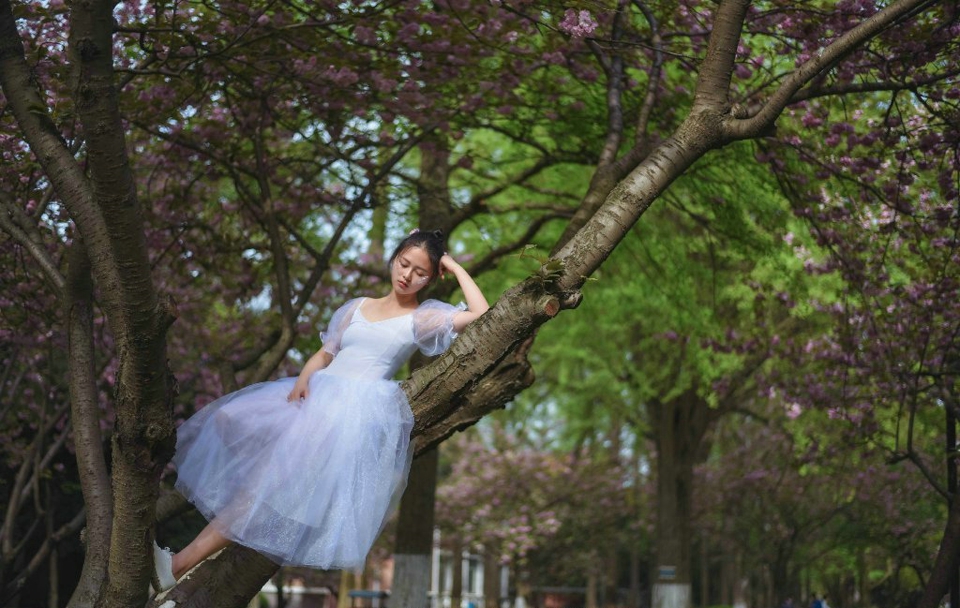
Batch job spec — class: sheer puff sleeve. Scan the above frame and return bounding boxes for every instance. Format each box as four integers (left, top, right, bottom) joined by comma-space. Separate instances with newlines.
320, 298, 363, 356
413, 299, 467, 357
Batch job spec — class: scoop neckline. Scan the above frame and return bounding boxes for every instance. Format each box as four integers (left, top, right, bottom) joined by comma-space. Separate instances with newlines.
356, 298, 416, 324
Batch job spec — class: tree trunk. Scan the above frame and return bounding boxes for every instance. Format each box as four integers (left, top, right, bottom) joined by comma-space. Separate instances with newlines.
47, 494, 59, 608
649, 390, 711, 608
483, 548, 500, 608
64, 243, 113, 608
603, 548, 619, 607
451, 537, 463, 608
587, 565, 599, 608
338, 569, 359, 608
732, 552, 747, 608
392, 131, 454, 608
769, 550, 790, 608
391, 448, 440, 608
699, 536, 708, 608
274, 570, 287, 608
917, 492, 960, 608
629, 547, 641, 608
947, 402, 958, 608
857, 549, 867, 607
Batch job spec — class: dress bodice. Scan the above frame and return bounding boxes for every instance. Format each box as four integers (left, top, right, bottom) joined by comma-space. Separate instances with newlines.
322, 309, 418, 380
318, 297, 464, 381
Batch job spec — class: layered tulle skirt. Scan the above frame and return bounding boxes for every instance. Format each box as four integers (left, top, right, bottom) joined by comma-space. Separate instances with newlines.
173, 371, 414, 569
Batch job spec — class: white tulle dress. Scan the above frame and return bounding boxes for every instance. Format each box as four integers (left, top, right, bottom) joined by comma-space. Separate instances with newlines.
172, 297, 463, 569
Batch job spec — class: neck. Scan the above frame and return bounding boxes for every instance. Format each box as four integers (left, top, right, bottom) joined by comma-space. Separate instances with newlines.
386, 290, 420, 308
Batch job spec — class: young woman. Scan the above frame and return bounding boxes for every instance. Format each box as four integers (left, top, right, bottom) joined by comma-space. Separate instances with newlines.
153, 229, 488, 591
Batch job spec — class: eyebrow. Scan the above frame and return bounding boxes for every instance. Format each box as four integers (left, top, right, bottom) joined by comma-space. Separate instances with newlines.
399, 254, 430, 273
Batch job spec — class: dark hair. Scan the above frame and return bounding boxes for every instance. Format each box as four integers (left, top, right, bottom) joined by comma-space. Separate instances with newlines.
388, 229, 445, 278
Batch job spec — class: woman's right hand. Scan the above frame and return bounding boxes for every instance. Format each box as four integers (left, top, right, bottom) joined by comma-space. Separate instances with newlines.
438, 253, 460, 280
287, 379, 309, 402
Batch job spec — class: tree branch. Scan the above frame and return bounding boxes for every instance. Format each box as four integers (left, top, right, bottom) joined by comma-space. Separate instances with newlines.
64, 242, 113, 608
726, 0, 944, 139
632, 0, 665, 144
1, 509, 86, 606
692, 0, 750, 112
0, 191, 65, 295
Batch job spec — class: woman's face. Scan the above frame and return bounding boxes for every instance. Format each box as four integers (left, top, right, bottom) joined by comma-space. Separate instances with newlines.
391, 246, 434, 295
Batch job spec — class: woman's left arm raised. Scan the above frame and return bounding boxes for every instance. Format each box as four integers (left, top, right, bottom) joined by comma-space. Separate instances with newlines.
440, 254, 489, 333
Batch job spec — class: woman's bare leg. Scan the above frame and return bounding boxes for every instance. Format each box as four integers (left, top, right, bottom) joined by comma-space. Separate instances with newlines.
171, 523, 231, 579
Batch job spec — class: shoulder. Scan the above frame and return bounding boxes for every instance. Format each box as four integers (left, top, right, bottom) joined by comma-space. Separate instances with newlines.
340, 297, 365, 310
329, 297, 365, 320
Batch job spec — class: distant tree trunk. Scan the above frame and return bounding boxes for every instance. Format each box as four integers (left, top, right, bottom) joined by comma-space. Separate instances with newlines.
763, 564, 773, 608
392, 133, 454, 608
338, 569, 363, 608
915, 372, 960, 608
857, 550, 867, 607
392, 448, 440, 608
732, 553, 747, 608
769, 549, 790, 607
274, 570, 287, 608
603, 549, 619, 607
947, 401, 959, 608
369, 193, 388, 262
917, 493, 960, 608
603, 422, 621, 608
699, 536, 708, 608
451, 537, 464, 608
720, 552, 731, 607
47, 493, 59, 608
587, 565, 600, 608
649, 389, 712, 608
483, 549, 500, 608
629, 547, 642, 608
